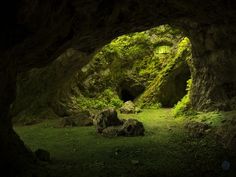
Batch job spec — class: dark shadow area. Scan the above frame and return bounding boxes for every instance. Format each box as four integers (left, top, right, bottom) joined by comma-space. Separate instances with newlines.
162, 63, 191, 107
120, 89, 135, 102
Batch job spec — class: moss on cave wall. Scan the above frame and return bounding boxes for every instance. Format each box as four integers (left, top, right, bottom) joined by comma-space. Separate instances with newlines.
136, 37, 192, 108
77, 25, 191, 109
11, 25, 192, 122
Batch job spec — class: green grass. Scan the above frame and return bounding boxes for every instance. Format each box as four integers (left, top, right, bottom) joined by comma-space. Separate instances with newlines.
14, 109, 234, 177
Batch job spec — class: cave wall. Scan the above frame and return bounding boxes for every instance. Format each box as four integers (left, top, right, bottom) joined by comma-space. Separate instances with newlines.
11, 25, 189, 121
11, 49, 89, 123
137, 37, 192, 107
188, 25, 236, 111
1, 0, 236, 175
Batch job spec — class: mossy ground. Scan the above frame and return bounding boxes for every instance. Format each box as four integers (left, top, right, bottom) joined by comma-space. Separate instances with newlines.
14, 109, 235, 177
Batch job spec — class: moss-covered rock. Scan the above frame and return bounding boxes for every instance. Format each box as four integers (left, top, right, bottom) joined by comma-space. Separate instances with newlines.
136, 37, 192, 108
11, 25, 192, 122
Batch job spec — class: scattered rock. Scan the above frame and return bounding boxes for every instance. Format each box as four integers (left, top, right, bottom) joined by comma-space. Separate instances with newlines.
93, 108, 123, 133
101, 119, 145, 137
35, 149, 50, 162
185, 121, 210, 138
120, 119, 145, 136
101, 126, 122, 137
94, 109, 145, 137
59, 111, 94, 127
120, 101, 136, 114
59, 117, 76, 127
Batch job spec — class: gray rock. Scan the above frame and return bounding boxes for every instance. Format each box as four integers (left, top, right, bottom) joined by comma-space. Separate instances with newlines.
120, 119, 145, 136
120, 101, 136, 114
93, 108, 123, 133
101, 126, 122, 137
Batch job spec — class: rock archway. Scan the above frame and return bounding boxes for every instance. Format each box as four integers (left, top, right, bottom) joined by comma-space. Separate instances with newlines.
1, 0, 236, 176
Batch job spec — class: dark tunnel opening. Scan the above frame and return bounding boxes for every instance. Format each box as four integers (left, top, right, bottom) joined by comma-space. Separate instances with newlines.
120, 89, 136, 102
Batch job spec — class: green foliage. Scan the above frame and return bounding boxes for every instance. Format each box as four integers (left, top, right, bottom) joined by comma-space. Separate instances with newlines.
137, 36, 192, 108
75, 88, 123, 111
79, 25, 190, 111
15, 109, 227, 177
13, 25, 192, 122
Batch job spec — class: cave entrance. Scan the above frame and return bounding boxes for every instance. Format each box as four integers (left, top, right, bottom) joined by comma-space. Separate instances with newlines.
118, 79, 145, 102
120, 89, 135, 102
160, 63, 191, 107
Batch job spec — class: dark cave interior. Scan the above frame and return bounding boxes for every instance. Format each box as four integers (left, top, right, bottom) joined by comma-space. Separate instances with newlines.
120, 89, 136, 102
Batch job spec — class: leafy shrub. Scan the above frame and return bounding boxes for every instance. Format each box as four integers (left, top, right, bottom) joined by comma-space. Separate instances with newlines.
75, 88, 123, 111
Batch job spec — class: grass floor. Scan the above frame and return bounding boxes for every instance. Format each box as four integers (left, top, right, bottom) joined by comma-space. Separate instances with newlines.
14, 109, 235, 177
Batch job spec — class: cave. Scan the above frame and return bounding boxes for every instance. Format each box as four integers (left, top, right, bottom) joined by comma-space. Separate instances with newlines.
118, 79, 146, 103
160, 58, 191, 107
120, 89, 135, 102
1, 1, 236, 177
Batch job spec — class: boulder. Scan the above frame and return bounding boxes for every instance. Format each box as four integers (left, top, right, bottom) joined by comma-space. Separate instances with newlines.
101, 119, 145, 137
120, 101, 137, 114
93, 108, 123, 133
35, 149, 50, 162
120, 119, 145, 136
101, 126, 122, 137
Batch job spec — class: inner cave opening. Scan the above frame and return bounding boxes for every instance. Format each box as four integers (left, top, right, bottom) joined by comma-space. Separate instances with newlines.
120, 89, 135, 102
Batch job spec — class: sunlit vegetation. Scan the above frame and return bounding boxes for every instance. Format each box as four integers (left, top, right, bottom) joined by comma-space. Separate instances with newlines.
72, 25, 191, 111
11, 25, 192, 122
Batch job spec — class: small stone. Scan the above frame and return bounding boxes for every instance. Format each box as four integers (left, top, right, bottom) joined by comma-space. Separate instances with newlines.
93, 108, 123, 133
120, 101, 136, 114
101, 126, 122, 137
119, 119, 145, 136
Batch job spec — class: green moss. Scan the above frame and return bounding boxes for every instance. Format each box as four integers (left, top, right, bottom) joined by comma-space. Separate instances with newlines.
14, 109, 229, 177
13, 25, 192, 120
80, 25, 191, 110
173, 79, 194, 116
74, 88, 123, 111
136, 37, 192, 108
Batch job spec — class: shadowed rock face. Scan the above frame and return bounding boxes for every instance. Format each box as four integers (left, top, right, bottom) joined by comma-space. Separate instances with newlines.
0, 0, 236, 176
